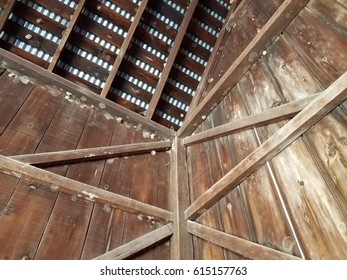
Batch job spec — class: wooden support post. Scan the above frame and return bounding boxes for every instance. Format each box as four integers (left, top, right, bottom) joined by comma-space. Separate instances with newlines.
169, 137, 193, 259
100, 0, 148, 98
187, 221, 301, 260
0, 0, 16, 32
179, 0, 309, 137
185, 70, 347, 220
93, 223, 173, 260
11, 141, 171, 167
187, 0, 253, 115
48, 0, 86, 71
146, 0, 198, 119
184, 94, 318, 146
0, 155, 173, 222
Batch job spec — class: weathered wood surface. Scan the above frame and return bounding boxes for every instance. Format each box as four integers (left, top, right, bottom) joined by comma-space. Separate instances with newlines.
11, 141, 172, 167
187, 221, 301, 260
93, 223, 173, 260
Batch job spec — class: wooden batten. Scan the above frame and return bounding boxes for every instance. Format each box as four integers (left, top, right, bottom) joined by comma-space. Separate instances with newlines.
0, 48, 176, 140
179, 0, 309, 137
0, 0, 16, 31
185, 70, 347, 220
11, 141, 171, 167
94, 223, 173, 260
0, 155, 173, 222
187, 221, 301, 260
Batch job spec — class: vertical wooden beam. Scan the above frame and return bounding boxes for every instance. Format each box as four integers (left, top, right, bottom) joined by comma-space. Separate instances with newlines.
100, 0, 148, 98
47, 0, 86, 71
146, 0, 198, 119
0, 0, 16, 32
170, 137, 193, 259
179, 0, 309, 137
185, 70, 347, 220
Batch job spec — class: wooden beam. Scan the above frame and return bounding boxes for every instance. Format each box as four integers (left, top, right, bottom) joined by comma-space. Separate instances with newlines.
179, 0, 309, 137
184, 94, 318, 146
187, 221, 301, 260
93, 223, 173, 260
169, 137, 193, 259
47, 0, 86, 71
185, 70, 347, 220
0, 48, 176, 140
146, 0, 198, 119
187, 0, 253, 115
0, 155, 173, 222
11, 141, 171, 167
0, 0, 16, 32
100, 0, 148, 98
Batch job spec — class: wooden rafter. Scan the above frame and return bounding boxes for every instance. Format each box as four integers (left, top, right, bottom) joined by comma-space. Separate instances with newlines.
183, 94, 318, 146
0, 155, 173, 222
0, 48, 176, 140
47, 0, 86, 71
100, 0, 148, 98
185, 70, 347, 220
146, 0, 199, 119
11, 141, 171, 167
0, 0, 16, 32
169, 138, 193, 259
93, 223, 173, 260
179, 0, 309, 137
187, 221, 301, 260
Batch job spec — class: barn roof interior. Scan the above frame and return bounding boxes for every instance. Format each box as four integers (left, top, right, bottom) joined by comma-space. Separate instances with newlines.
0, 0, 346, 260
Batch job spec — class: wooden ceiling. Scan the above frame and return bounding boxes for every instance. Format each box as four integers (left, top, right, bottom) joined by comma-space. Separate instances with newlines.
0, 0, 232, 130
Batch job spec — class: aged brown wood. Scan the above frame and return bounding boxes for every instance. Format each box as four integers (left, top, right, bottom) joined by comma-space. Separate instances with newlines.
179, 0, 309, 137
169, 137, 193, 259
12, 141, 171, 167
0, 0, 16, 31
0, 48, 176, 140
93, 223, 173, 260
100, 0, 148, 98
187, 221, 301, 260
185, 70, 347, 220
0, 156, 173, 222
48, 0, 87, 71
184, 94, 318, 146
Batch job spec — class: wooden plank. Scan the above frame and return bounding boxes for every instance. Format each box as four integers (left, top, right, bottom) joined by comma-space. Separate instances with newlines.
93, 223, 173, 260
0, 48, 176, 140
185, 70, 347, 220
179, 0, 309, 137
0, 173, 19, 213
169, 137, 193, 259
48, 0, 86, 71
0, 155, 173, 222
187, 221, 301, 260
184, 94, 318, 146
0, 0, 16, 31
12, 141, 172, 167
146, 0, 198, 119
0, 71, 35, 135
100, 0, 148, 98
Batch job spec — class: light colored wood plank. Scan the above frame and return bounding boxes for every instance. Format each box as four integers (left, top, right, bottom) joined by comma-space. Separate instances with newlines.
179, 0, 309, 137
0, 0, 16, 31
0, 155, 173, 222
146, 0, 198, 119
47, 0, 86, 71
184, 94, 318, 146
0, 48, 176, 140
185, 70, 347, 220
11, 140, 171, 167
187, 221, 301, 260
100, 0, 148, 98
93, 223, 173, 260
169, 137, 193, 259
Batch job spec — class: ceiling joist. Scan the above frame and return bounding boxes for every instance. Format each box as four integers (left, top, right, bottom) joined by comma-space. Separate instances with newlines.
185, 70, 347, 220
179, 0, 310, 137
0, 0, 16, 31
